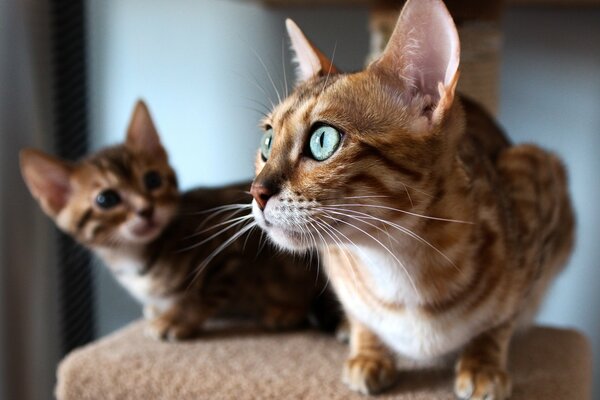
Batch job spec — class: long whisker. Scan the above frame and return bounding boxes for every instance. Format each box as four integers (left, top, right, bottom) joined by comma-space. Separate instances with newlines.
320, 212, 419, 296
192, 220, 257, 280
320, 203, 473, 224
313, 217, 362, 294
180, 214, 253, 251
249, 46, 282, 104
319, 206, 457, 270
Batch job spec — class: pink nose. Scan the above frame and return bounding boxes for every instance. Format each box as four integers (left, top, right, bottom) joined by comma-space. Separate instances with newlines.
250, 182, 273, 210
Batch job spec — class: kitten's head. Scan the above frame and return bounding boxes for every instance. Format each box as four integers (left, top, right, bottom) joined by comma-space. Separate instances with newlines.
251, 0, 462, 251
20, 101, 179, 248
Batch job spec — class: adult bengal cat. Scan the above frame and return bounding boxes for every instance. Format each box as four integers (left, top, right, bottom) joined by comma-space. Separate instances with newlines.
249, 1, 575, 398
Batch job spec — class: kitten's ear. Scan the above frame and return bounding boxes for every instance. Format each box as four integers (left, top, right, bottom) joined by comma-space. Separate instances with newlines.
126, 100, 167, 160
286, 19, 339, 84
371, 0, 460, 125
20, 148, 73, 217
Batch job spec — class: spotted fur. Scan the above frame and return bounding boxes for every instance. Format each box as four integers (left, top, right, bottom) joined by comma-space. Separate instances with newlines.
21, 101, 339, 341
250, 2, 574, 398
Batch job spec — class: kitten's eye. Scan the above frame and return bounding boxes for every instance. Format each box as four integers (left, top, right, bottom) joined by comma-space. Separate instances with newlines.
143, 170, 162, 191
309, 125, 341, 161
260, 128, 274, 162
96, 189, 121, 209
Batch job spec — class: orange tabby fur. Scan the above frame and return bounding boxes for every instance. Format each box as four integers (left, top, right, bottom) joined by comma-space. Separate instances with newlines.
250, 2, 574, 398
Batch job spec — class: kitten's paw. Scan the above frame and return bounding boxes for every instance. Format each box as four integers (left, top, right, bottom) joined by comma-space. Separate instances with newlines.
342, 354, 397, 395
144, 317, 200, 342
454, 365, 512, 400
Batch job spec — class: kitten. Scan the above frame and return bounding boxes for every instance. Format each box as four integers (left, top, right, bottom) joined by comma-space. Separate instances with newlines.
249, 1, 574, 399
20, 101, 338, 341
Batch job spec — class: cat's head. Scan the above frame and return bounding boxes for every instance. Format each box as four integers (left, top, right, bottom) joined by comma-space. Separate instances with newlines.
20, 101, 179, 248
250, 0, 463, 251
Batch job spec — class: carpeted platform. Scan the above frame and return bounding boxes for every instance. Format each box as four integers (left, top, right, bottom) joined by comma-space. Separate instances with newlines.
55, 321, 591, 399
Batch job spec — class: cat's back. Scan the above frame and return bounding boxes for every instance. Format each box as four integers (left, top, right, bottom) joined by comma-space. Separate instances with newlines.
459, 95, 575, 300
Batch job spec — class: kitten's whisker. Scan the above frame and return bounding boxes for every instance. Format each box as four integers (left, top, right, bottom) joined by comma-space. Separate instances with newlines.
320, 203, 473, 224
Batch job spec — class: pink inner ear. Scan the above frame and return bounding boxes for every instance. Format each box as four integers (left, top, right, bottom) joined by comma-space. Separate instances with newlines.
378, 0, 459, 109
22, 152, 73, 215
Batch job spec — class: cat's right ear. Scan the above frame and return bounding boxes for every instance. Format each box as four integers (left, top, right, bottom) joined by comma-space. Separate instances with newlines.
286, 19, 339, 84
370, 0, 460, 127
126, 100, 167, 160
20, 149, 73, 217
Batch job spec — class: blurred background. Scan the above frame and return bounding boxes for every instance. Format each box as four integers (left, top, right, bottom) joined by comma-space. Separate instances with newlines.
1, 0, 599, 399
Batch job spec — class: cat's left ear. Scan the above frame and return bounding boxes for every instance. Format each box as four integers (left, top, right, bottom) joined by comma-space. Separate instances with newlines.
126, 100, 167, 160
370, 0, 460, 127
286, 19, 339, 84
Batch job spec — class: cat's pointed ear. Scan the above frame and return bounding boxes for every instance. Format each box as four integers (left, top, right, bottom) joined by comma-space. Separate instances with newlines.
371, 0, 460, 125
20, 148, 73, 217
286, 19, 339, 83
126, 100, 167, 160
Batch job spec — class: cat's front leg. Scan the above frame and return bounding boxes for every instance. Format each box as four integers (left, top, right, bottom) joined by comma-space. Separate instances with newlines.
454, 320, 515, 400
342, 317, 397, 395
145, 296, 208, 341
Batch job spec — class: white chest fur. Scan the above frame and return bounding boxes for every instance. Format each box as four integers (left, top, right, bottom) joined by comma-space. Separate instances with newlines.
96, 249, 174, 313
328, 246, 493, 361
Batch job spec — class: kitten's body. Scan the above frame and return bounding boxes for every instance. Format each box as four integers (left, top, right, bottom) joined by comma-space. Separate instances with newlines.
21, 102, 336, 340
250, 2, 574, 398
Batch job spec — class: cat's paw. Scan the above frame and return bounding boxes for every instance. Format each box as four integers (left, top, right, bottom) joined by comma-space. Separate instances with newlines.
342, 354, 397, 395
144, 317, 200, 342
454, 365, 512, 400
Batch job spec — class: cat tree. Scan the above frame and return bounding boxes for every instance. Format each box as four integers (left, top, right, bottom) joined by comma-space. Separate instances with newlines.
55, 1, 593, 398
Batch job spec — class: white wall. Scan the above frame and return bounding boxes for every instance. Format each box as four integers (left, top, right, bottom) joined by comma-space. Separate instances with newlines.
88, 1, 599, 394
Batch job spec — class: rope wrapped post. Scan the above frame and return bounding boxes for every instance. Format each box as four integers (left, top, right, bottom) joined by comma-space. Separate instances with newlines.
368, 0, 505, 116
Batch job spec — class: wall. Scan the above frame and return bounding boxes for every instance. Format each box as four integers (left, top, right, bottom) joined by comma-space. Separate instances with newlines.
88, 1, 600, 394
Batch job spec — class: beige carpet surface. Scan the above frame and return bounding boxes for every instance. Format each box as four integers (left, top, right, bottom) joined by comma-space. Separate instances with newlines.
56, 321, 591, 399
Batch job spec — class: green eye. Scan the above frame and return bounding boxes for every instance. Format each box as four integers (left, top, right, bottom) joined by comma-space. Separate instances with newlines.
260, 128, 273, 161
309, 125, 341, 161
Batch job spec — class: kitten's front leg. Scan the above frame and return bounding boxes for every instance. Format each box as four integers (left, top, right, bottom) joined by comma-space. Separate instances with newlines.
454, 320, 515, 400
145, 296, 209, 341
342, 317, 397, 395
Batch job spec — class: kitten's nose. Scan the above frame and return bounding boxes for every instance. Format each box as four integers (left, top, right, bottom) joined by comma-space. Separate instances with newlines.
250, 182, 273, 210
137, 206, 154, 220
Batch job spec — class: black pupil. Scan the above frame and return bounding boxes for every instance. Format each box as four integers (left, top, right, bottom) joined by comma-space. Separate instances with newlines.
265, 135, 271, 148
319, 131, 325, 147
144, 171, 162, 190
96, 190, 121, 209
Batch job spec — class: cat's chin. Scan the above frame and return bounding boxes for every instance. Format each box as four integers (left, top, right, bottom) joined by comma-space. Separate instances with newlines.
252, 203, 311, 252
265, 227, 312, 252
